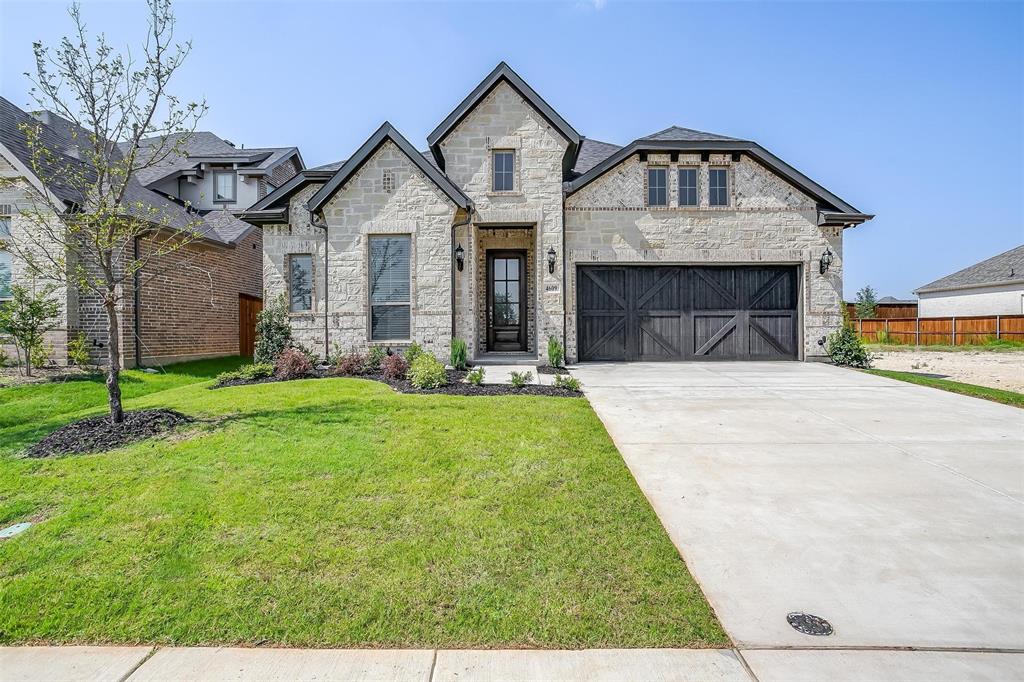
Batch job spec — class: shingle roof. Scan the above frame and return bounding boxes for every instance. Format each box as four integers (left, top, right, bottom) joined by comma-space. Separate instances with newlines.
0, 97, 248, 246
640, 125, 740, 142
877, 296, 916, 304
572, 138, 621, 175
915, 245, 1024, 294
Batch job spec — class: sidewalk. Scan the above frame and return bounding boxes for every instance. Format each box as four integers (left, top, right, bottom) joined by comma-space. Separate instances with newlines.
3, 645, 1022, 681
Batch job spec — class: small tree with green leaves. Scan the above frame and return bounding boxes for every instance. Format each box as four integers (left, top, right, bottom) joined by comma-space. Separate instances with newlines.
0, 0, 207, 422
0, 284, 60, 377
854, 285, 878, 320
254, 294, 291, 365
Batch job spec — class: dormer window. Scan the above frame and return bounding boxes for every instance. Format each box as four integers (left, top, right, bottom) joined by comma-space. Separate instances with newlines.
709, 167, 729, 207
213, 171, 236, 203
647, 167, 667, 207
678, 168, 698, 207
492, 150, 514, 192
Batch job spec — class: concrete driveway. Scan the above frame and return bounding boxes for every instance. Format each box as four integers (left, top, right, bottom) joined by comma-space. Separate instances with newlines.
572, 363, 1024, 661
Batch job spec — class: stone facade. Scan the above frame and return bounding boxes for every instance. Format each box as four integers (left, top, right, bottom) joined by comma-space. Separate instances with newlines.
565, 153, 843, 360
441, 81, 568, 360
262, 140, 459, 360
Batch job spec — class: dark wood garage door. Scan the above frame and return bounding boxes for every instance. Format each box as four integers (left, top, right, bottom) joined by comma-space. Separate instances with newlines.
577, 265, 799, 361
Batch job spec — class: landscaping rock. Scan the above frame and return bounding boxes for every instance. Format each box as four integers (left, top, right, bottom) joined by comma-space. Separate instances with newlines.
26, 409, 193, 458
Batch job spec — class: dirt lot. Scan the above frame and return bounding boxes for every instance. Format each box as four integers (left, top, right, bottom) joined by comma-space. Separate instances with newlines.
870, 349, 1024, 392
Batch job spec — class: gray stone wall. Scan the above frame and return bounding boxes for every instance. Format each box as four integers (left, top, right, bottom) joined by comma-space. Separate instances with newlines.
263, 141, 459, 360
439, 80, 568, 358
565, 153, 843, 361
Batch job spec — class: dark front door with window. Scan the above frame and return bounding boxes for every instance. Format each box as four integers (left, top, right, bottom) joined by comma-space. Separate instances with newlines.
487, 251, 527, 352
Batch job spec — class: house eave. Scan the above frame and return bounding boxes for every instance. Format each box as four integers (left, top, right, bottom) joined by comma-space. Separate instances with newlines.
235, 208, 288, 226
914, 279, 1024, 296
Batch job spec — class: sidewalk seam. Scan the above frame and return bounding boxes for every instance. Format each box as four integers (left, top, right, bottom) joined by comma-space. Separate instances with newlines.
118, 645, 158, 682
428, 648, 439, 682
733, 648, 761, 682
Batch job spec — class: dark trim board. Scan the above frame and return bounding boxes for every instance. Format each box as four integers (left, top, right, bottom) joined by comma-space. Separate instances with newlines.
576, 264, 801, 362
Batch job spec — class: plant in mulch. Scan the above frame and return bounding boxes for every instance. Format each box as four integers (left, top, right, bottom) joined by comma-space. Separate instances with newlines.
66, 331, 93, 368
26, 409, 193, 458
552, 374, 582, 392
215, 363, 274, 387
365, 345, 388, 373
547, 335, 565, 369
450, 338, 468, 370
404, 341, 425, 366
466, 366, 485, 386
274, 348, 313, 380
334, 351, 368, 376
509, 370, 533, 388
408, 354, 448, 389
254, 295, 292, 365
381, 354, 409, 380
0, 284, 60, 377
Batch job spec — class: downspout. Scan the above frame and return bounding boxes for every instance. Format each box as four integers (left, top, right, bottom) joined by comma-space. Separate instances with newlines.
561, 200, 568, 365
309, 210, 329, 361
133, 236, 142, 368
451, 202, 475, 338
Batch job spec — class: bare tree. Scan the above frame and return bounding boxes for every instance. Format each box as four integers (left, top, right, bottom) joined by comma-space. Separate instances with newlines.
1, 0, 207, 423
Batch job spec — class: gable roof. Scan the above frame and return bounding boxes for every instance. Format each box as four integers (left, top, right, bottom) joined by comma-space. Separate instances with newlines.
122, 131, 303, 187
565, 130, 868, 219
426, 62, 581, 174
0, 97, 250, 247
915, 245, 1024, 294
307, 122, 470, 213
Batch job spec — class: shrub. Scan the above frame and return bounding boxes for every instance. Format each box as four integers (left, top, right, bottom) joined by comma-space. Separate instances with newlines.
827, 324, 871, 368
30, 340, 53, 369
408, 354, 447, 389
335, 351, 367, 376
365, 345, 388, 372
874, 329, 901, 345
274, 347, 313, 380
553, 374, 582, 392
509, 370, 533, 388
254, 294, 292, 365
66, 331, 91, 367
216, 363, 275, 385
547, 335, 565, 368
404, 341, 424, 366
466, 366, 485, 385
0, 347, 9, 367
381, 353, 409, 380
450, 338, 468, 370
0, 284, 60, 377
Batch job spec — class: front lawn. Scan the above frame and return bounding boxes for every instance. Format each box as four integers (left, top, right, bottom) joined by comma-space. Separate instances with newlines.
0, 360, 725, 648
867, 369, 1024, 408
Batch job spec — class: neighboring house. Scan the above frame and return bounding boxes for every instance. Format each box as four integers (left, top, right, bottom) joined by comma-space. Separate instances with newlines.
846, 296, 918, 320
0, 96, 280, 367
915, 245, 1024, 317
240, 62, 872, 363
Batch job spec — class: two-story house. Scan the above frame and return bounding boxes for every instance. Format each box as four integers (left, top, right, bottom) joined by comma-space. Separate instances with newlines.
0, 96, 302, 367
241, 62, 872, 364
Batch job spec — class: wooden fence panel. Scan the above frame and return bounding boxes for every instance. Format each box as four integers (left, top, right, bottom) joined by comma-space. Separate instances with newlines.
855, 314, 1024, 345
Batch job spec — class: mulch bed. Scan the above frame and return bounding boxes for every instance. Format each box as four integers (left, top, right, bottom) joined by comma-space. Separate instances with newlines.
26, 409, 194, 458
536, 365, 568, 375
213, 368, 583, 397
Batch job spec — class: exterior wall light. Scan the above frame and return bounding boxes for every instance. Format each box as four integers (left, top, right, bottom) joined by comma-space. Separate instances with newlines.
455, 243, 465, 272
819, 247, 834, 275
547, 246, 557, 274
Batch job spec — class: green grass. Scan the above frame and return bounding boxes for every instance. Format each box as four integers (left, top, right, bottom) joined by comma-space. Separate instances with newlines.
866, 369, 1024, 408
0, 359, 725, 648
0, 357, 245, 456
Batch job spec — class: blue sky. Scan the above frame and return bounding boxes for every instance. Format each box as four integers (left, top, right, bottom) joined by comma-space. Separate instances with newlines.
2, 1, 1021, 299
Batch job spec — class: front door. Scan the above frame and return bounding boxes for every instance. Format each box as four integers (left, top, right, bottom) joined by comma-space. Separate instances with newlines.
487, 250, 527, 352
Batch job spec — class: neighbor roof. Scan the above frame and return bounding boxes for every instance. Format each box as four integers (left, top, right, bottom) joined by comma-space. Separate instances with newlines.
640, 125, 739, 143
426, 62, 581, 174
308, 122, 471, 213
915, 245, 1024, 294
0, 97, 251, 247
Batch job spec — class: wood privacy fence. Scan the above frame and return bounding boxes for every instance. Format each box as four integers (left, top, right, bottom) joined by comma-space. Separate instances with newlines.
855, 315, 1024, 345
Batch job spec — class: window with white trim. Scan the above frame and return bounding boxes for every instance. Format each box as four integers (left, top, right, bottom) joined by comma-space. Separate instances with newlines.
678, 168, 698, 207
213, 171, 236, 202
288, 254, 313, 312
369, 235, 411, 340
647, 167, 667, 206
709, 167, 729, 206
0, 204, 11, 237
492, 150, 514, 192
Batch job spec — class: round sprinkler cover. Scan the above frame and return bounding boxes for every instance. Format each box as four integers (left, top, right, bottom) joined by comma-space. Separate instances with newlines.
787, 612, 833, 636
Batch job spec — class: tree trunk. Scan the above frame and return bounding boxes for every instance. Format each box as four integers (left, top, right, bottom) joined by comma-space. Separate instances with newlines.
104, 296, 124, 424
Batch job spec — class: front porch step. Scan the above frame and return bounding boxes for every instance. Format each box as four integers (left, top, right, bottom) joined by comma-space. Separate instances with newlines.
472, 354, 541, 366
